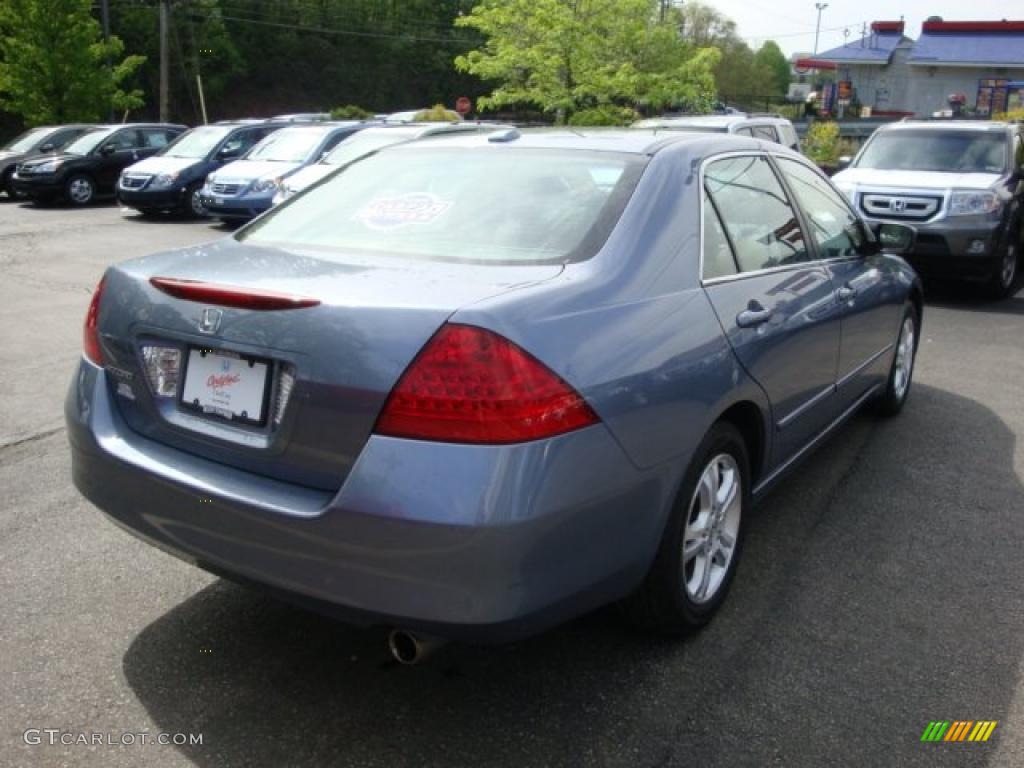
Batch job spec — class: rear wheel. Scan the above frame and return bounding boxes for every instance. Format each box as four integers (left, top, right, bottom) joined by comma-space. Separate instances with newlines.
877, 302, 918, 416
64, 174, 96, 206
622, 422, 749, 634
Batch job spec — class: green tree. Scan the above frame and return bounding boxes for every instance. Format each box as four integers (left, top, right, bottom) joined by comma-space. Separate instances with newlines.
754, 41, 791, 101
0, 0, 145, 124
455, 0, 719, 121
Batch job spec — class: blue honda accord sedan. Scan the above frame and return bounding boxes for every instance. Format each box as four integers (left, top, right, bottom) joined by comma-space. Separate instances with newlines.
67, 129, 922, 659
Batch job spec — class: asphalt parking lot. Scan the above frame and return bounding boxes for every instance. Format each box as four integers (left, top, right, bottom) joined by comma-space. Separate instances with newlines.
1, 199, 1022, 768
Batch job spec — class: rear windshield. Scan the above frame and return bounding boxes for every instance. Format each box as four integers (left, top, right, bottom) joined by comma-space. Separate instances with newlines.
855, 130, 1007, 173
246, 128, 328, 162
238, 147, 645, 265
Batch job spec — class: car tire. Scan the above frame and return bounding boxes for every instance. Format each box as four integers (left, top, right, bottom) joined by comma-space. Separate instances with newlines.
986, 229, 1019, 300
182, 182, 206, 218
2, 169, 16, 200
876, 302, 918, 417
621, 421, 750, 635
64, 174, 96, 206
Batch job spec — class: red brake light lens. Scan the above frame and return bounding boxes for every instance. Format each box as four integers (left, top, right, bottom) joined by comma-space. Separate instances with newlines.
375, 324, 599, 444
149, 277, 320, 310
83, 277, 106, 366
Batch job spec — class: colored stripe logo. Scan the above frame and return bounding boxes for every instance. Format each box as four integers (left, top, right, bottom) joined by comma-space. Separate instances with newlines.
921, 721, 997, 742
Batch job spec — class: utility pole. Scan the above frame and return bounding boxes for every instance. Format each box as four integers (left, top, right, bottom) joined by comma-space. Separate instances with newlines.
814, 3, 828, 54
100, 0, 113, 121
159, 0, 170, 122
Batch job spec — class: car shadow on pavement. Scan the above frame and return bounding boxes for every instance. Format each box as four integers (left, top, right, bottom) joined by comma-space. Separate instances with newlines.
923, 279, 1024, 315
122, 383, 1022, 768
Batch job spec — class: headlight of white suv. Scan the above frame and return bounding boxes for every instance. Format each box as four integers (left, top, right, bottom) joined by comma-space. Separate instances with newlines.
949, 190, 1001, 216
150, 172, 180, 189
250, 178, 278, 194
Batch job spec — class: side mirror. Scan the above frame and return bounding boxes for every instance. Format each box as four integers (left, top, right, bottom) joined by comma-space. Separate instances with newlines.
39, 143, 55, 152
837, 155, 853, 171
871, 222, 916, 255
99, 144, 116, 156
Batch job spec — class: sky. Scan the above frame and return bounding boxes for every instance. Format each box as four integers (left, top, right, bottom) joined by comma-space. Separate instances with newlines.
704, 0, 1020, 57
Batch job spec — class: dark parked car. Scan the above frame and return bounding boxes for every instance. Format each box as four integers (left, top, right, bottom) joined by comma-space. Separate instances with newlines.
117, 121, 288, 217
13, 123, 186, 205
67, 131, 921, 660
0, 124, 94, 199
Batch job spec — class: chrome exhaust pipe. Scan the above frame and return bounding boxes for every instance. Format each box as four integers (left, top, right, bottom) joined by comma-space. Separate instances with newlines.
387, 629, 446, 665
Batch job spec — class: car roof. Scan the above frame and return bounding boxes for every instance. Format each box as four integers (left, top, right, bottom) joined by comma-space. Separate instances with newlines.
634, 114, 792, 130
382, 127, 773, 158
879, 120, 1012, 133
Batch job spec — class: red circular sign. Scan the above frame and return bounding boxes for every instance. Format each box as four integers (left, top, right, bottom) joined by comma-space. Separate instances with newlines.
455, 97, 472, 115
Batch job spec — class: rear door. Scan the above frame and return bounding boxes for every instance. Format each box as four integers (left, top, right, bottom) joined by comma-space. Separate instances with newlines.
774, 156, 901, 405
701, 153, 843, 465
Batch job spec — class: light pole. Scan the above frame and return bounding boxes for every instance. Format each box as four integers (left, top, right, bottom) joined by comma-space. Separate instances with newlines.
814, 3, 829, 54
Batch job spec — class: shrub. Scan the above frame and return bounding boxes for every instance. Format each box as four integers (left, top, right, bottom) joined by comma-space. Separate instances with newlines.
802, 120, 840, 167
567, 106, 641, 127
413, 104, 461, 122
994, 108, 1024, 122
330, 104, 374, 120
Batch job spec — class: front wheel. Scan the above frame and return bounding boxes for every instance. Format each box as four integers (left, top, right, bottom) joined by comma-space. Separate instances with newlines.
877, 302, 918, 417
987, 236, 1018, 300
64, 174, 96, 206
182, 182, 206, 218
2, 169, 17, 200
621, 422, 749, 634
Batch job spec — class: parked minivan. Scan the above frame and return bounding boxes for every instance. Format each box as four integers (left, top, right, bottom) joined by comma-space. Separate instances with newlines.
13, 123, 186, 205
117, 121, 288, 217
201, 122, 367, 220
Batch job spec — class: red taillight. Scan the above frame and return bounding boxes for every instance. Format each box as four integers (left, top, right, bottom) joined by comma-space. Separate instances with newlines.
375, 324, 599, 444
83, 277, 105, 366
149, 277, 320, 310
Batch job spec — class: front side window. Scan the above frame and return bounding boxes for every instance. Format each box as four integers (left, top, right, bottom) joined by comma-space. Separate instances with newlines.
704, 155, 809, 272
777, 158, 863, 260
239, 147, 644, 265
751, 125, 780, 143
855, 130, 1007, 174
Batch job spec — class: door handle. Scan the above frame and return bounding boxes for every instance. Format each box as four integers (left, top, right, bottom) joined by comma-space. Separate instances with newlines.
837, 284, 858, 302
736, 303, 773, 328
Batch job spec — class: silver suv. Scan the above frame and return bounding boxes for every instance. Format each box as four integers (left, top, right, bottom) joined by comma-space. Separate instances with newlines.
833, 120, 1023, 298
632, 113, 800, 152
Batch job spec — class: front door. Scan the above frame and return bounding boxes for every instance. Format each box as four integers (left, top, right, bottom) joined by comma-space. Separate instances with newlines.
95, 129, 142, 190
774, 157, 900, 405
701, 154, 843, 466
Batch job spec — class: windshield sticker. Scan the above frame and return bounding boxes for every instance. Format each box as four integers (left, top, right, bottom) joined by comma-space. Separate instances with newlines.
352, 193, 452, 231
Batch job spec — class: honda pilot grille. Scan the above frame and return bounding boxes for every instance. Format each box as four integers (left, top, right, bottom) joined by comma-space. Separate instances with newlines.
210, 182, 242, 195
860, 193, 942, 222
120, 174, 151, 189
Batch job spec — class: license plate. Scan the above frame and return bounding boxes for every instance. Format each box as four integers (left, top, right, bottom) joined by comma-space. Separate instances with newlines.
180, 348, 271, 425
214, 197, 224, 206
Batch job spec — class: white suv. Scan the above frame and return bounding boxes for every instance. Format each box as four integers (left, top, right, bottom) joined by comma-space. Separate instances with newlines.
632, 113, 801, 152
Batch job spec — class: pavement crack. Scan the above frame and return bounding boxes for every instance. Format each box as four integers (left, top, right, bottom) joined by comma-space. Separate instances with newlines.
0, 425, 66, 452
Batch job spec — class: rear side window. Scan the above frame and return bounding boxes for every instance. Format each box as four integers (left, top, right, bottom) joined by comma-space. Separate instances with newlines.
104, 130, 142, 151
240, 147, 645, 265
776, 158, 863, 259
704, 155, 809, 272
734, 127, 754, 137
702, 190, 738, 279
751, 125, 780, 143
142, 129, 173, 148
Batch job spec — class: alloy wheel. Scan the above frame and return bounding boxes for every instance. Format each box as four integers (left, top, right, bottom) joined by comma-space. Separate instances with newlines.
892, 316, 915, 401
683, 453, 742, 604
67, 177, 94, 204
189, 187, 206, 217
1000, 244, 1017, 290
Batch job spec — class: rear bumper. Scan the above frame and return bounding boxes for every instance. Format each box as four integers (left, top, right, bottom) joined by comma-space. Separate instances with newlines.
67, 362, 671, 642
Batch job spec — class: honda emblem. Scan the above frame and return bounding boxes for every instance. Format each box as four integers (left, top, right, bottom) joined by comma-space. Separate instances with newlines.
889, 198, 907, 213
198, 307, 223, 334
